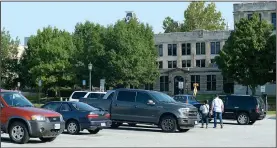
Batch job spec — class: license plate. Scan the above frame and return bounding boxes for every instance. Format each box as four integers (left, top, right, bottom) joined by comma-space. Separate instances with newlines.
54, 124, 60, 129
194, 121, 198, 125
100, 123, 106, 127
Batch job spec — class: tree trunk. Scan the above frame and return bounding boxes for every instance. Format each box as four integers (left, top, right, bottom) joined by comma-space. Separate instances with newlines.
249, 85, 256, 96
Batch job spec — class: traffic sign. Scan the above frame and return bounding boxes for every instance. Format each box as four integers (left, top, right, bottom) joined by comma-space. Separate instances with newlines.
261, 85, 266, 93
178, 82, 183, 89
82, 80, 86, 86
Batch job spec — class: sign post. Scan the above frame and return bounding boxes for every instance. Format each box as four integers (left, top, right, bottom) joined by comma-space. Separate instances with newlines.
260, 85, 267, 111
38, 80, 42, 104
100, 79, 105, 92
82, 80, 86, 90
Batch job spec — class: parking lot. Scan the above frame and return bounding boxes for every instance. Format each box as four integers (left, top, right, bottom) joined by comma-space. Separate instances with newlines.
1, 116, 276, 147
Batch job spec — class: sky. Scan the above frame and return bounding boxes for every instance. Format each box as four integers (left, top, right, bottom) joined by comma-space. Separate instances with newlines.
1, 2, 236, 45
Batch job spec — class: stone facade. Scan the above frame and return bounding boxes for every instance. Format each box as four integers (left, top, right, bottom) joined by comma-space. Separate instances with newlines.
233, 2, 276, 29
152, 30, 231, 96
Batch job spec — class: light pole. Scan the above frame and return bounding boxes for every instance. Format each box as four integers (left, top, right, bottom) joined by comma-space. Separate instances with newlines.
88, 62, 92, 91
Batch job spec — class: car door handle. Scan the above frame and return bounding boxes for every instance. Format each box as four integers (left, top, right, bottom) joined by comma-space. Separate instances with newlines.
234, 107, 239, 109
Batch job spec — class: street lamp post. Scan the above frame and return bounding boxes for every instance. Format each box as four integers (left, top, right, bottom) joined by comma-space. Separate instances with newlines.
88, 63, 92, 91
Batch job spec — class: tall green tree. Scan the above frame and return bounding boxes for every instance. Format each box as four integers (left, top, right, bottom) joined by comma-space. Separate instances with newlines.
215, 13, 275, 95
1, 28, 20, 89
21, 26, 76, 92
103, 18, 160, 87
162, 17, 183, 33
72, 21, 107, 88
162, 2, 226, 33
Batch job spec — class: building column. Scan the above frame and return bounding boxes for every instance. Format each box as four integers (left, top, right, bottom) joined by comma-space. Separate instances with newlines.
205, 41, 211, 67
191, 42, 196, 67
177, 43, 182, 68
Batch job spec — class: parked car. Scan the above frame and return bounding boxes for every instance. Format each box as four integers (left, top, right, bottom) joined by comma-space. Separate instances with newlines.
41, 101, 112, 135
0, 89, 65, 144
80, 89, 198, 133
208, 95, 266, 125
69, 91, 106, 102
173, 94, 203, 121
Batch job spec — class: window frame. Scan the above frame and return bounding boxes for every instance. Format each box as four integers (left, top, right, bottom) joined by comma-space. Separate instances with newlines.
168, 44, 177, 56
196, 42, 205, 55
207, 75, 217, 91
116, 91, 136, 102
196, 59, 206, 68
160, 76, 169, 92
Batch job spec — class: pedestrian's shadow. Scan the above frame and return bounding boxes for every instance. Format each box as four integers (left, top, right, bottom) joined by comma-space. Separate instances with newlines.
1, 137, 44, 144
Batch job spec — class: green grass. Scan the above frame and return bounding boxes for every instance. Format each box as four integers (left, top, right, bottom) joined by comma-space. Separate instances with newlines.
267, 111, 276, 115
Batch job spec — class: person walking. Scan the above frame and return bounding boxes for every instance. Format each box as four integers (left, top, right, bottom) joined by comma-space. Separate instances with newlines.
199, 100, 209, 128
210, 94, 224, 129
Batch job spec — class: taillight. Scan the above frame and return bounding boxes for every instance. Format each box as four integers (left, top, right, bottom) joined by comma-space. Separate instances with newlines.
105, 113, 110, 118
87, 113, 99, 119
256, 105, 259, 113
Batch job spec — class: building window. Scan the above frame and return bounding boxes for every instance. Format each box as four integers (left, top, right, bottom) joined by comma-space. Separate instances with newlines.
145, 84, 154, 90
196, 42, 205, 55
158, 61, 163, 69
248, 13, 261, 21
182, 60, 191, 68
196, 59, 205, 68
247, 13, 252, 20
211, 42, 221, 54
168, 61, 177, 68
272, 13, 276, 30
191, 75, 200, 91
207, 75, 216, 91
168, 44, 177, 56
157, 44, 163, 57
182, 43, 191, 55
160, 76, 169, 92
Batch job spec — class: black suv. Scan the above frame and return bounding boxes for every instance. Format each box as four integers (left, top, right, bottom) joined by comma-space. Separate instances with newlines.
209, 95, 266, 125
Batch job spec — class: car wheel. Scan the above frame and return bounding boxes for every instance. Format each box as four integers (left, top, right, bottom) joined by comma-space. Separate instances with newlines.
88, 128, 100, 134
110, 122, 122, 129
237, 113, 250, 125
67, 120, 80, 135
39, 137, 56, 142
248, 120, 256, 125
9, 121, 30, 144
128, 123, 137, 126
160, 115, 177, 133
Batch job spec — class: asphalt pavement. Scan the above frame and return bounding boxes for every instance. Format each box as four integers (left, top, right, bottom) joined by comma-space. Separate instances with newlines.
1, 116, 276, 147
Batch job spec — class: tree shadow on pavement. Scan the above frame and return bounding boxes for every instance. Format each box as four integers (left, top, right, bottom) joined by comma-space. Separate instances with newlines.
109, 124, 186, 133
1, 137, 44, 144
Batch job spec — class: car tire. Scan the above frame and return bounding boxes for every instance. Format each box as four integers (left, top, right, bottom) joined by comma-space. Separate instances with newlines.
9, 121, 30, 144
128, 123, 137, 126
39, 137, 56, 142
237, 113, 250, 125
110, 122, 122, 129
160, 115, 177, 133
66, 120, 80, 135
88, 128, 100, 134
248, 120, 256, 125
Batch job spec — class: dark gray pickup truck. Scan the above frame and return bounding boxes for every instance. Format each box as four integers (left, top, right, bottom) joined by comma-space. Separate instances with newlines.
79, 88, 198, 133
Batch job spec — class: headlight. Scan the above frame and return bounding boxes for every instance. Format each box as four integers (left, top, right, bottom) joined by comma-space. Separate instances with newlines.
59, 115, 64, 121
31, 115, 46, 121
178, 108, 190, 114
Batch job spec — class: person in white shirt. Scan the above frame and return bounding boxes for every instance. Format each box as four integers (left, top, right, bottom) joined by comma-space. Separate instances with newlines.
210, 94, 224, 128
199, 100, 209, 128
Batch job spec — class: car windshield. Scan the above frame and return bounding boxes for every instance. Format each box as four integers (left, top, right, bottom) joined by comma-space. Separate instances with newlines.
150, 92, 176, 103
0, 92, 33, 107
71, 102, 99, 111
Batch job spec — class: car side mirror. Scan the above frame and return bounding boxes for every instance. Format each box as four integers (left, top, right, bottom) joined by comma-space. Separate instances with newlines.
147, 100, 155, 105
